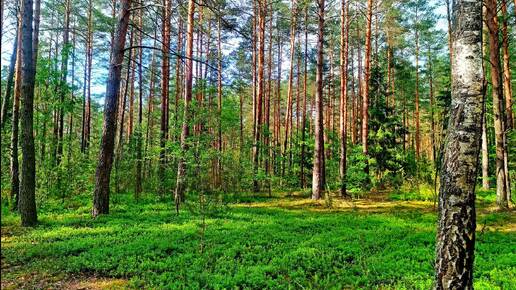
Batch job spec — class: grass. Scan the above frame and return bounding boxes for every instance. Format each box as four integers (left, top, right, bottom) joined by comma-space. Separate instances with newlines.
1, 190, 515, 289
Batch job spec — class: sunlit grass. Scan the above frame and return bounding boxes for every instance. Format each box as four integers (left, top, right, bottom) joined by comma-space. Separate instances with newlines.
1, 190, 515, 289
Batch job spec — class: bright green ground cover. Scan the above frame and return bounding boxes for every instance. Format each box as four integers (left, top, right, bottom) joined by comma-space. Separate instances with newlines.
1, 190, 514, 289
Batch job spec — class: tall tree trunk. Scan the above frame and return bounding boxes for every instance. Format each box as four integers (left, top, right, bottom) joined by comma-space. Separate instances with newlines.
435, 0, 483, 287
414, 6, 420, 158
92, 0, 132, 217
253, 0, 266, 192
283, 0, 296, 177
135, 4, 143, 198
159, 0, 171, 196
19, 0, 38, 226
486, 0, 509, 209
350, 48, 356, 145
217, 17, 223, 187
175, 13, 183, 137
500, 0, 513, 129
81, 0, 93, 152
312, 0, 325, 200
339, 0, 349, 197
300, 7, 308, 188
10, 21, 22, 210
57, 0, 71, 166
174, 0, 195, 211
144, 34, 157, 177
362, 0, 373, 163
482, 107, 489, 190
445, 0, 453, 79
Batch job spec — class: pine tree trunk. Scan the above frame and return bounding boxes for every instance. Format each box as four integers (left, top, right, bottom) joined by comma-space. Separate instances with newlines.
253, 0, 266, 192
174, 0, 195, 211
435, 0, 483, 287
339, 0, 349, 197
19, 0, 38, 226
300, 7, 308, 188
10, 23, 22, 210
217, 17, 223, 188
92, 0, 132, 217
135, 5, 143, 198
362, 0, 373, 161
414, 7, 420, 158
500, 0, 513, 130
486, 0, 509, 209
56, 0, 71, 166
312, 0, 325, 200
159, 0, 171, 196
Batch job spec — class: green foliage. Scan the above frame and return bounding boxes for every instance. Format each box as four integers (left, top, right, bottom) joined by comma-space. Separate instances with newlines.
2, 192, 514, 289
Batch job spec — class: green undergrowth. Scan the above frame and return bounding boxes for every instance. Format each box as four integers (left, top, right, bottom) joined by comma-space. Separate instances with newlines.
1, 190, 514, 289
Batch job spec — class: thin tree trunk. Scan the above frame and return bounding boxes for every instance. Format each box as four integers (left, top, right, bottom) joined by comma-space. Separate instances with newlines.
159, 0, 171, 196
217, 17, 223, 187
486, 0, 509, 209
10, 21, 22, 210
414, 7, 420, 158
174, 0, 195, 211
435, 0, 483, 287
253, 0, 266, 192
135, 3, 143, 198
339, 0, 349, 197
500, 0, 513, 129
92, 0, 132, 217
312, 0, 325, 200
362, 0, 373, 162
56, 0, 71, 166
300, 7, 308, 188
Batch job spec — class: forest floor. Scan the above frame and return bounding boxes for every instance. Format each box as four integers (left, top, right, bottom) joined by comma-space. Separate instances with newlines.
1, 188, 515, 289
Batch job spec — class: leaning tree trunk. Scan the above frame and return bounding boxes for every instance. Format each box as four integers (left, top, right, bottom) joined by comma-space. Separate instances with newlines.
312, 0, 325, 200
435, 0, 483, 288
18, 0, 38, 226
92, 0, 132, 217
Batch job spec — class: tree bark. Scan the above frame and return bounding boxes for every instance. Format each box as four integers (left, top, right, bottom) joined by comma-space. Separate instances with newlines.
159, 0, 171, 196
174, 0, 195, 211
362, 0, 373, 162
19, 0, 38, 226
435, 0, 483, 287
339, 0, 349, 197
300, 7, 308, 188
10, 20, 22, 210
486, 0, 509, 209
56, 0, 71, 166
217, 16, 223, 188
500, 0, 513, 130
312, 0, 325, 200
92, 0, 132, 217
414, 6, 420, 158
135, 4, 143, 198
253, 0, 266, 192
